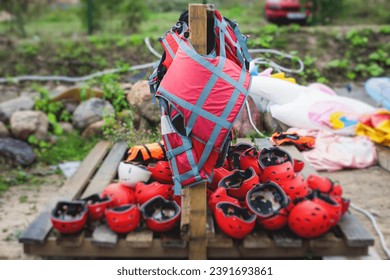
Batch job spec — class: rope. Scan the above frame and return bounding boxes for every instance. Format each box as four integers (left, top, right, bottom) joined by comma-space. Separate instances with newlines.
0, 62, 157, 83
248, 48, 305, 74
144, 37, 162, 59
245, 99, 265, 138
350, 203, 390, 259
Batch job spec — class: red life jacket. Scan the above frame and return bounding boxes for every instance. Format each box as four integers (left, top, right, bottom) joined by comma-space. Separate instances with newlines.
150, 10, 252, 193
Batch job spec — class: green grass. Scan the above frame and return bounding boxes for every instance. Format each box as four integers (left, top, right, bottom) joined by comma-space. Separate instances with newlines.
35, 132, 99, 165
0, 169, 44, 194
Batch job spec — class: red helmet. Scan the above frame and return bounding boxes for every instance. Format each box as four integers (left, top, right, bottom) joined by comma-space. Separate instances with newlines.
140, 196, 181, 232
218, 167, 259, 200
81, 193, 112, 221
259, 147, 295, 183
334, 196, 350, 215
51, 201, 88, 234
214, 202, 256, 239
105, 204, 140, 234
238, 146, 261, 175
311, 193, 342, 227
307, 174, 343, 197
172, 194, 181, 207
246, 182, 290, 230
147, 161, 174, 184
101, 183, 135, 208
208, 187, 240, 214
135, 181, 174, 205
208, 167, 233, 191
293, 159, 305, 173
224, 142, 256, 170
277, 173, 311, 202
288, 199, 332, 238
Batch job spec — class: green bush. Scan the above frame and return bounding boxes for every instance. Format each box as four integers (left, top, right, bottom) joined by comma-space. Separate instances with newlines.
78, 0, 148, 33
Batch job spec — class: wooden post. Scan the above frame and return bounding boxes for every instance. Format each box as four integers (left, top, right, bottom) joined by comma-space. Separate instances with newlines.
184, 3, 214, 260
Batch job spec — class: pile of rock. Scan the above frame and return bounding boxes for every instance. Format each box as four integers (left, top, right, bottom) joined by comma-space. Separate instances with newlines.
0, 79, 272, 167
0, 80, 161, 166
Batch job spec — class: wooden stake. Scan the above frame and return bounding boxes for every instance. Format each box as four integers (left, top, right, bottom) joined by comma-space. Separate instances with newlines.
185, 3, 214, 260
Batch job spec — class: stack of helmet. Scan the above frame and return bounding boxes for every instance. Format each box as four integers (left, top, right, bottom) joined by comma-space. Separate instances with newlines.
207, 142, 350, 239
50, 142, 349, 239
50, 143, 181, 235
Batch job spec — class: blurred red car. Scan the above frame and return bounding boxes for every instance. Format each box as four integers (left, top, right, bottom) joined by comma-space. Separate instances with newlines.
265, 0, 312, 24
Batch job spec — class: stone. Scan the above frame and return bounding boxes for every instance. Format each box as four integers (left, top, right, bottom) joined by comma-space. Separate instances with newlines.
126, 80, 149, 106
137, 99, 160, 125
63, 101, 79, 114
125, 80, 160, 126
59, 122, 74, 134
0, 137, 36, 166
233, 96, 263, 137
0, 96, 34, 123
0, 121, 9, 137
51, 86, 104, 102
10, 110, 49, 141
121, 83, 133, 93
72, 98, 115, 130
263, 111, 290, 134
0, 85, 19, 103
81, 120, 105, 138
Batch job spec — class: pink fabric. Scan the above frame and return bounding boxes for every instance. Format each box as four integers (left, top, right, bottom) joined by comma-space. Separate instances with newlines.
286, 128, 377, 171
308, 83, 337, 96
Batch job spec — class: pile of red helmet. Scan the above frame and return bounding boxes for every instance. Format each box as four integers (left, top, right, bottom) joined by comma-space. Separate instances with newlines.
208, 143, 350, 239
50, 160, 181, 235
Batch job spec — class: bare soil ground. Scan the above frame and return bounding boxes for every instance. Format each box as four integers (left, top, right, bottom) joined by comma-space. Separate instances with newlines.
0, 171, 64, 259
320, 166, 390, 260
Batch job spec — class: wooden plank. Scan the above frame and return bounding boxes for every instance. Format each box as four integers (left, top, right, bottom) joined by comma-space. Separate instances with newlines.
24, 237, 188, 259
323, 247, 381, 260
272, 229, 303, 248
126, 229, 154, 248
243, 230, 273, 249
189, 239, 207, 260
211, 243, 368, 259
188, 181, 207, 259
376, 144, 390, 172
161, 230, 187, 248
337, 212, 375, 247
186, 3, 213, 260
189, 4, 208, 54
56, 231, 85, 248
206, 211, 215, 239
309, 231, 342, 248
207, 234, 234, 249
19, 141, 110, 244
82, 141, 128, 197
91, 224, 118, 248
180, 187, 190, 239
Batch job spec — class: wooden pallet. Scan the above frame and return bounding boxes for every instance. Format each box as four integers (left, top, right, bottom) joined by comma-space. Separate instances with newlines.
18, 4, 376, 260
19, 137, 376, 259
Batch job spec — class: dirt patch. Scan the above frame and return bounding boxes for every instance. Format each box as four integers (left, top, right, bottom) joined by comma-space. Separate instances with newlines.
0, 166, 65, 259
320, 166, 390, 260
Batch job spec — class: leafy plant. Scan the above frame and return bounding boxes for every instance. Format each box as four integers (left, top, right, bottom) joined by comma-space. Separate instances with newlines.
33, 86, 63, 116
35, 132, 99, 165
0, 169, 42, 194
102, 110, 160, 146
345, 30, 369, 48
90, 73, 129, 113
33, 85, 68, 136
